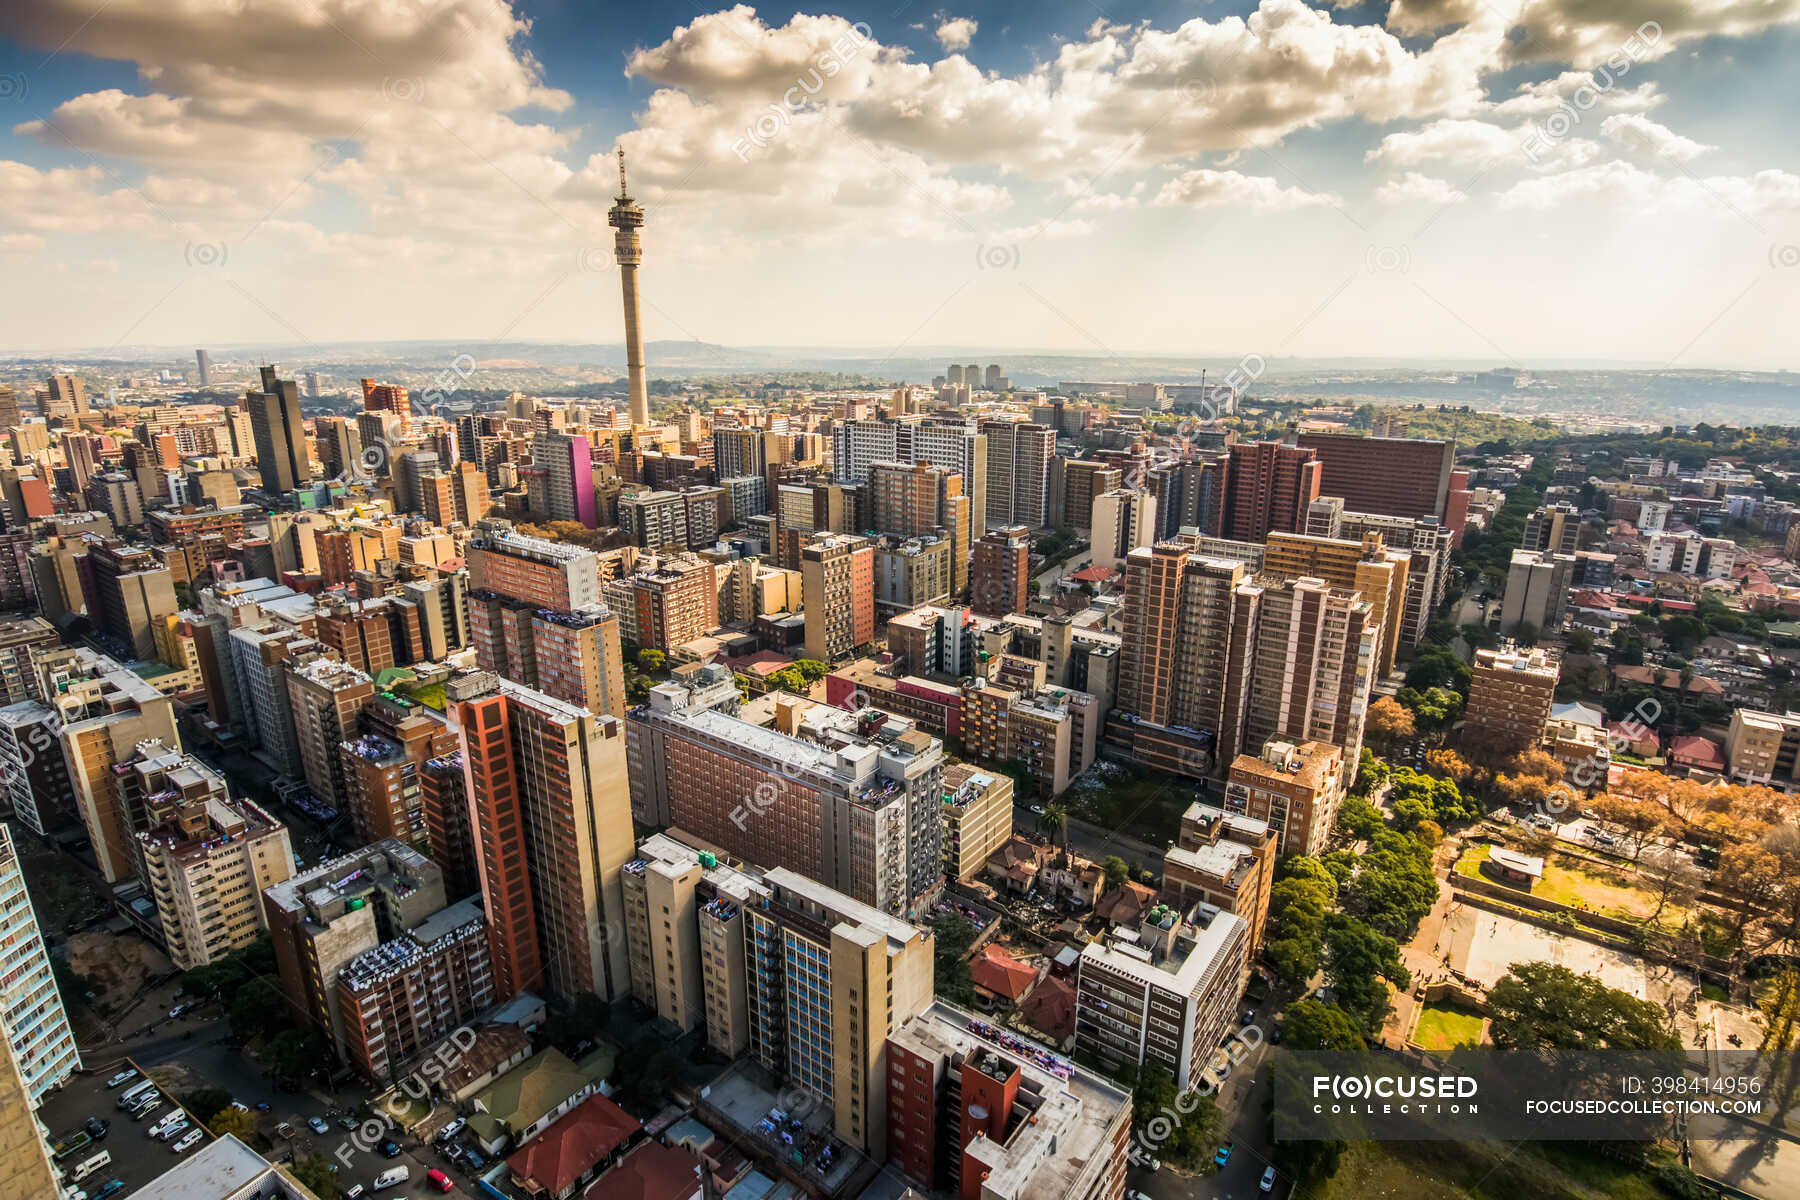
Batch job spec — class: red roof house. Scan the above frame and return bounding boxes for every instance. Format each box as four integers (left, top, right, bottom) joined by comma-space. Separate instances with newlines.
507, 1093, 642, 1199
970, 943, 1039, 1007
1669, 735, 1725, 774
584, 1140, 705, 1200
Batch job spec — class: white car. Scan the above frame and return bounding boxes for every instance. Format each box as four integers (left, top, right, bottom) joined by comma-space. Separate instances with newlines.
155, 1119, 190, 1143
1029, 804, 1045, 815
436, 1117, 466, 1142
105, 1070, 138, 1089
172, 1129, 203, 1154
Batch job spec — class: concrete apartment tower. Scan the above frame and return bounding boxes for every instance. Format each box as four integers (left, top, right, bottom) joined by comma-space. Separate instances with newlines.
610, 148, 650, 428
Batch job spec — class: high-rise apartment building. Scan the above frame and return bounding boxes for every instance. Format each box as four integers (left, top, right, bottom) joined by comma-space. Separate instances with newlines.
602, 553, 717, 655
467, 523, 627, 717
1163, 801, 1276, 968
529, 431, 597, 527
1090, 487, 1158, 571
868, 460, 970, 592
747, 867, 934, 1155
1222, 434, 1322, 541
981, 421, 1054, 530
340, 695, 457, 852
969, 524, 1030, 618
41, 646, 181, 882
0, 825, 79, 1104
287, 658, 375, 814
446, 670, 635, 1003
44, 373, 87, 418
940, 764, 1013, 883
360, 378, 411, 438
1465, 647, 1559, 756
1075, 899, 1248, 1092
264, 840, 450, 1064
1263, 531, 1410, 678
1049, 458, 1122, 533
886, 1001, 1131, 1200
133, 748, 295, 969
802, 534, 875, 662
246, 365, 313, 495
1114, 545, 1377, 781
1296, 432, 1454, 520
1500, 548, 1574, 636
336, 896, 494, 1082
1223, 739, 1345, 856
626, 668, 945, 916
0, 701, 77, 838
0, 616, 57, 706
1522, 501, 1582, 555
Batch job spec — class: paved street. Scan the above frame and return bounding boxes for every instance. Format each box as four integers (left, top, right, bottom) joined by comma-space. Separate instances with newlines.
1016, 799, 1167, 874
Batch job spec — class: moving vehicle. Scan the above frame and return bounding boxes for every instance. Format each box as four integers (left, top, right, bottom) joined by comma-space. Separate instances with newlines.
426, 1170, 454, 1193
172, 1128, 204, 1154
372, 1166, 410, 1190
308, 1117, 331, 1135
1214, 1142, 1233, 1167
104, 1070, 138, 1089
1261, 1165, 1279, 1192
68, 1151, 112, 1183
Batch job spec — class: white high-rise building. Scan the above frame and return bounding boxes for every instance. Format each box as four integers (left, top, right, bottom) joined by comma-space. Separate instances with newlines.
0, 825, 79, 1103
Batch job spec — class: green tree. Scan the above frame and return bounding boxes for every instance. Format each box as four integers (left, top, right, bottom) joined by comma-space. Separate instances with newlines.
793, 658, 829, 683
1323, 915, 1410, 1033
929, 913, 978, 1006
1102, 856, 1130, 892
211, 1107, 258, 1142
1281, 999, 1368, 1051
635, 648, 666, 673
290, 1154, 342, 1200
229, 976, 288, 1042
1041, 802, 1069, 853
1485, 963, 1678, 1050
1336, 796, 1385, 841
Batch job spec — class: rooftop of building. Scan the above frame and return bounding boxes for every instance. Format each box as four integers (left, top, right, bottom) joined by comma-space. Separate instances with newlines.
762, 866, 926, 951
580, 1139, 704, 1200
467, 1047, 595, 1141
943, 763, 1009, 808
1229, 740, 1342, 792
130, 1134, 313, 1200
263, 837, 436, 919
1079, 898, 1247, 994
887, 1001, 1130, 1200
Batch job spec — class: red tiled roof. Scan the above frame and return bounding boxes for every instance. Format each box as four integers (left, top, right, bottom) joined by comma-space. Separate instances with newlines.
1021, 974, 1077, 1044
1669, 735, 1725, 770
507, 1093, 641, 1197
1069, 565, 1119, 583
584, 1140, 703, 1200
970, 944, 1039, 1002
724, 651, 795, 677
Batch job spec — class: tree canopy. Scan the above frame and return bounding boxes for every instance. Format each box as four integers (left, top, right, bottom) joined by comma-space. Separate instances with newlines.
1485, 963, 1679, 1051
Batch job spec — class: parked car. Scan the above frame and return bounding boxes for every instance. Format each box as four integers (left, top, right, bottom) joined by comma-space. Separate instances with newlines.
275, 1122, 296, 1140
1261, 1165, 1279, 1192
426, 1169, 454, 1193
378, 1138, 401, 1158
436, 1117, 466, 1142
172, 1129, 204, 1154
464, 1150, 487, 1171
84, 1117, 109, 1139
307, 1117, 330, 1135
1214, 1143, 1233, 1167
156, 1120, 190, 1144
372, 1166, 410, 1190
94, 1181, 126, 1200
343, 1187, 366, 1200
253, 1102, 272, 1112
105, 1070, 138, 1089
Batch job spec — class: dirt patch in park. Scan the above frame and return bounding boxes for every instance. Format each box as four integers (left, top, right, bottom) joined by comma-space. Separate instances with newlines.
66, 931, 170, 1010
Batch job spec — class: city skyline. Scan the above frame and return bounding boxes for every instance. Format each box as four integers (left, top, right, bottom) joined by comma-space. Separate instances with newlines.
0, 1, 1795, 367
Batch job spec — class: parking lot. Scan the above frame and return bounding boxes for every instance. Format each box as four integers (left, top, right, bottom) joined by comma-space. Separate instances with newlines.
38, 1065, 211, 1198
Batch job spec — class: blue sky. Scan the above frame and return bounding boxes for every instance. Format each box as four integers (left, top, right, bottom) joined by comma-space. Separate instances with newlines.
1, 0, 1797, 368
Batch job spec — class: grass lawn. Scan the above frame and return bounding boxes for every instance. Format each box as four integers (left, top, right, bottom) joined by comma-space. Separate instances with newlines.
1701, 981, 1731, 1003
1454, 844, 1681, 929
1326, 1141, 1672, 1200
1410, 1003, 1486, 1051
1533, 854, 1685, 927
